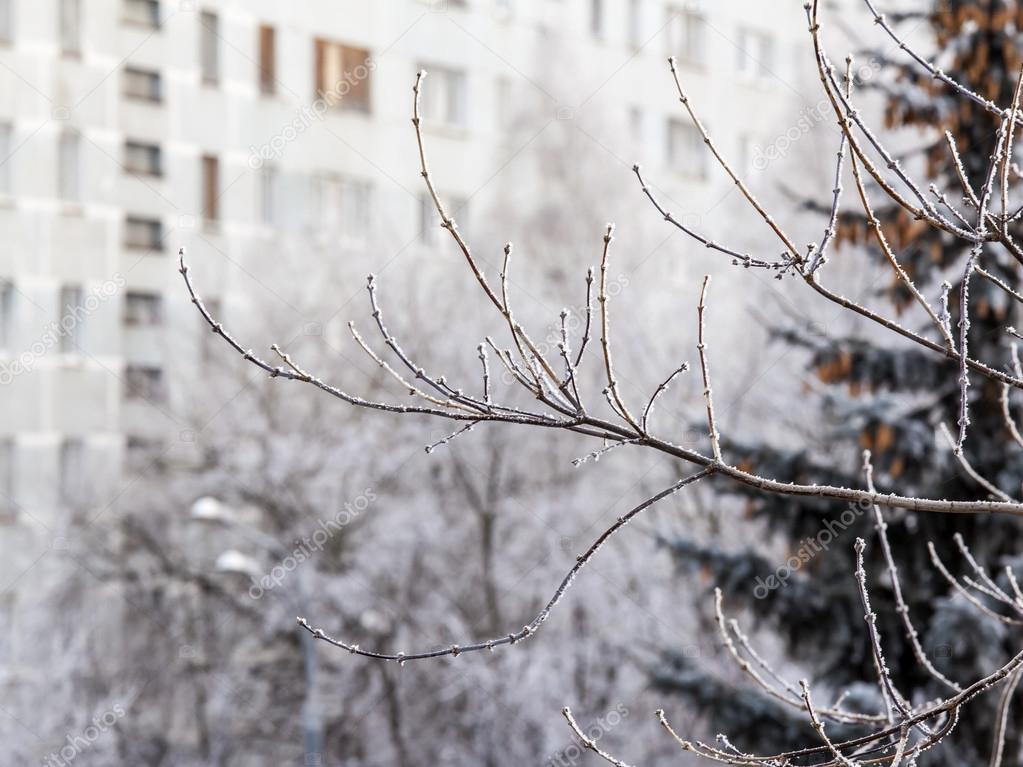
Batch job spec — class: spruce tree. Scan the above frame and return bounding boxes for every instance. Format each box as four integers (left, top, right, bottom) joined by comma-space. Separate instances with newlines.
654, 3, 1023, 764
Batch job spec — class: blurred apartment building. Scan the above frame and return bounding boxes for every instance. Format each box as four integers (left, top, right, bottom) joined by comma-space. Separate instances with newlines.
0, 0, 810, 591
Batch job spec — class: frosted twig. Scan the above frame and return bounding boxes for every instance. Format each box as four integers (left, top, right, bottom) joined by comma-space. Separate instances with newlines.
425, 421, 479, 454
365, 274, 484, 410
939, 423, 1014, 502
575, 267, 595, 367
999, 63, 1023, 236
955, 244, 982, 451
1002, 381, 1023, 450
859, 0, 1007, 118
598, 224, 642, 432
931, 183, 974, 229
413, 71, 564, 400
299, 471, 710, 661
715, 589, 883, 724
643, 44, 1023, 393
801, 680, 860, 767
938, 281, 954, 341
808, 55, 853, 275
1006, 566, 1023, 608
181, 249, 1023, 516
864, 451, 962, 693
572, 438, 640, 467
500, 242, 543, 393
666, 57, 803, 264
945, 130, 980, 209
977, 267, 1023, 306
727, 618, 806, 707
632, 165, 791, 272
348, 322, 479, 413
956, 114, 1012, 450
854, 538, 909, 722
641, 361, 689, 434
477, 343, 492, 405
809, 4, 978, 241
561, 708, 635, 767
990, 666, 1023, 767
953, 532, 1023, 613
928, 542, 1023, 626
848, 151, 954, 351
696, 276, 722, 462
557, 314, 584, 410
484, 337, 535, 393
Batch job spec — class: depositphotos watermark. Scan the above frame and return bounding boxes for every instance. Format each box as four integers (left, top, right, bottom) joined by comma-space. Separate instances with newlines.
1, 275, 125, 386
248, 59, 377, 169
750, 58, 881, 172
546, 704, 629, 767
248, 487, 376, 599
752, 499, 870, 599
41, 704, 126, 766
497, 273, 631, 387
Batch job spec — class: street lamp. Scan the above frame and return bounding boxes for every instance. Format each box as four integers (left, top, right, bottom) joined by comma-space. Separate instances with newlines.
189, 496, 323, 766
213, 549, 262, 579
190, 495, 229, 522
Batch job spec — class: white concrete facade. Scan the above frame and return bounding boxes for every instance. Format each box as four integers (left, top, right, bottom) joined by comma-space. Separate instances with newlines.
0, 0, 819, 577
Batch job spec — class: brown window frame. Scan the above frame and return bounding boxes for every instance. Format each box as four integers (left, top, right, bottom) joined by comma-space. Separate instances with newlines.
202, 154, 219, 222
314, 39, 372, 113
258, 24, 276, 95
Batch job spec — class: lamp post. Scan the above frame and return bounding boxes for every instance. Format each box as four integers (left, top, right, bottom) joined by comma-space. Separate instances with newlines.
190, 497, 324, 766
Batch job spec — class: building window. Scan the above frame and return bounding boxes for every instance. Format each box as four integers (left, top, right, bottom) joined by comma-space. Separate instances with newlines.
339, 178, 370, 239
0, 438, 14, 521
418, 65, 467, 129
124, 141, 161, 177
125, 365, 165, 401
125, 216, 163, 250
124, 291, 162, 326
0, 597, 11, 672
260, 164, 277, 226
59, 285, 83, 353
125, 436, 164, 474
58, 132, 80, 202
59, 438, 85, 505
667, 118, 707, 178
202, 154, 219, 222
0, 281, 12, 350
737, 28, 774, 79
419, 193, 466, 244
314, 39, 372, 112
418, 193, 433, 243
667, 7, 705, 65
0, 0, 13, 43
258, 24, 276, 95
627, 0, 642, 48
590, 0, 603, 38
0, 122, 10, 195
124, 0, 160, 28
738, 134, 760, 175
123, 67, 162, 102
305, 176, 322, 231
60, 0, 80, 55
495, 77, 512, 130
629, 106, 644, 143
200, 11, 219, 85
317, 176, 371, 240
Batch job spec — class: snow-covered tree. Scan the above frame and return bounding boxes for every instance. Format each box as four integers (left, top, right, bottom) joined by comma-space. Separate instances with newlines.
175, 2, 1023, 762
